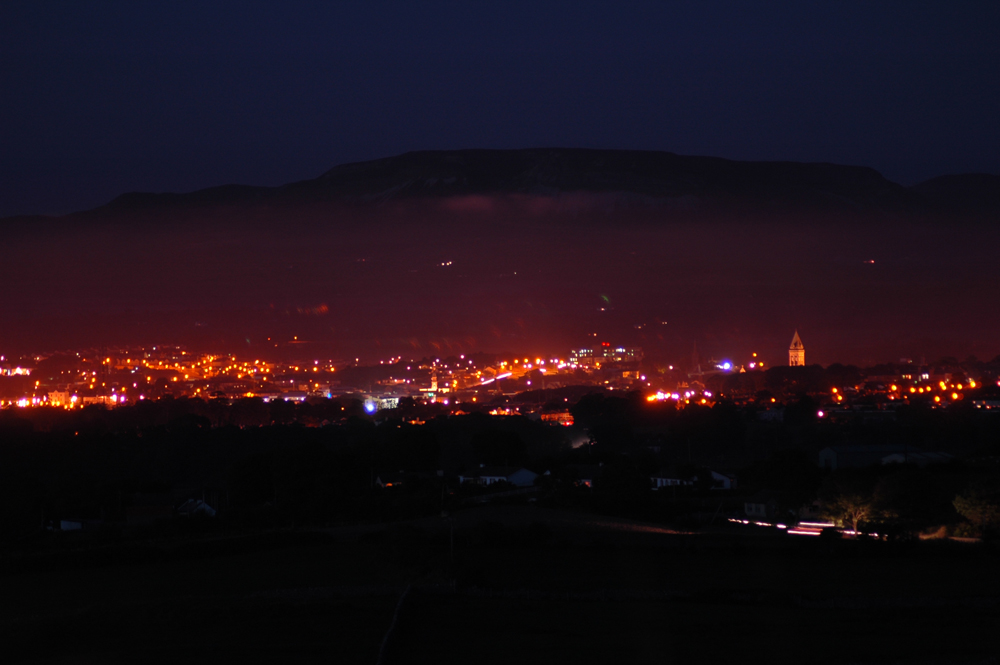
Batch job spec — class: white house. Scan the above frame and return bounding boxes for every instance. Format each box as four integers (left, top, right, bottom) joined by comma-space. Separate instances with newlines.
710, 471, 736, 490
881, 451, 954, 467
460, 466, 538, 488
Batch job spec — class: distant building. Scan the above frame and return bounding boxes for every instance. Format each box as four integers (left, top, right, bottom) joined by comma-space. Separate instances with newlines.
650, 467, 696, 489
570, 344, 643, 367
374, 471, 407, 489
459, 466, 538, 487
882, 451, 954, 467
565, 464, 604, 488
540, 410, 574, 426
744, 492, 783, 521
710, 471, 737, 490
757, 408, 784, 423
177, 499, 217, 518
789, 331, 805, 366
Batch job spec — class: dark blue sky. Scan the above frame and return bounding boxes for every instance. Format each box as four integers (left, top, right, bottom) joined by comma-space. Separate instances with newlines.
2, 1, 998, 217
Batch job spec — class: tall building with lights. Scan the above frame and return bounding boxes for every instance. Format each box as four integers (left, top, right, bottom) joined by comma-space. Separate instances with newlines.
789, 331, 805, 366
569, 344, 643, 367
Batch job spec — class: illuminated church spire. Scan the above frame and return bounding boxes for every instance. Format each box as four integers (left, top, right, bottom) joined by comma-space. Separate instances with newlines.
789, 330, 805, 366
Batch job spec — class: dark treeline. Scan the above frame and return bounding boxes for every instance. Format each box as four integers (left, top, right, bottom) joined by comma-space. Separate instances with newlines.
2, 388, 1000, 546
704, 359, 1000, 400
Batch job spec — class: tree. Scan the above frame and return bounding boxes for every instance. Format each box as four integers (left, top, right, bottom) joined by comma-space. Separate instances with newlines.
471, 429, 526, 467
783, 394, 820, 428
824, 363, 862, 390
953, 483, 1000, 536
819, 469, 879, 533
765, 365, 826, 395
874, 468, 952, 536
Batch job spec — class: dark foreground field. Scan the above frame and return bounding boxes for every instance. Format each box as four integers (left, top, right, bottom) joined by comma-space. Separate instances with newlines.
4, 506, 999, 664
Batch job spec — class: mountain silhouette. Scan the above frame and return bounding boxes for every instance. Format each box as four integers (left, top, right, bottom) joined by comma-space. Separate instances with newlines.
15, 148, 987, 220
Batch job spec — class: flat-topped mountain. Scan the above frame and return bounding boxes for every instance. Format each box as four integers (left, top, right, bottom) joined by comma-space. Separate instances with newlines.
70, 148, 993, 219
304, 148, 912, 209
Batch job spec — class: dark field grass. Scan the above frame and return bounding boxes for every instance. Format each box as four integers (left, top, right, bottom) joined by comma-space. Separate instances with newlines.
388, 592, 1000, 665
3, 507, 999, 664
3, 535, 405, 664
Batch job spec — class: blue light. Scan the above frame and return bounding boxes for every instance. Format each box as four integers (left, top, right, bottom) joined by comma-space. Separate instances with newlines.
722, 362, 732, 371
364, 401, 377, 413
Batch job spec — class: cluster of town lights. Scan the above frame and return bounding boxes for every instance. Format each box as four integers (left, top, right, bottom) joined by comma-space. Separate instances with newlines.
2, 393, 132, 409
647, 390, 713, 404
884, 380, 974, 402
6, 342, 994, 412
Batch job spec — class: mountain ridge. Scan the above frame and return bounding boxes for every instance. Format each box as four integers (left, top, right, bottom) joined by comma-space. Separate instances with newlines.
3, 148, 998, 222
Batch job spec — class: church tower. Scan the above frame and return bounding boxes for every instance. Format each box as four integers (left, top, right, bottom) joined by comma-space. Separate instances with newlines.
789, 330, 805, 366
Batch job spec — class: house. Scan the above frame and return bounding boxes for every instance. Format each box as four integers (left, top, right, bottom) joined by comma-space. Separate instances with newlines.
651, 467, 696, 490
744, 491, 783, 521
459, 466, 538, 488
757, 408, 784, 423
563, 463, 604, 488
374, 471, 407, 488
374, 470, 438, 489
797, 499, 825, 521
881, 451, 954, 467
177, 499, 216, 517
54, 518, 103, 531
710, 471, 737, 490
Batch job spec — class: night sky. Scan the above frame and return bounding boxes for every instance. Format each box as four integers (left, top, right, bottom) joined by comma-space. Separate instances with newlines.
3, 2, 998, 218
